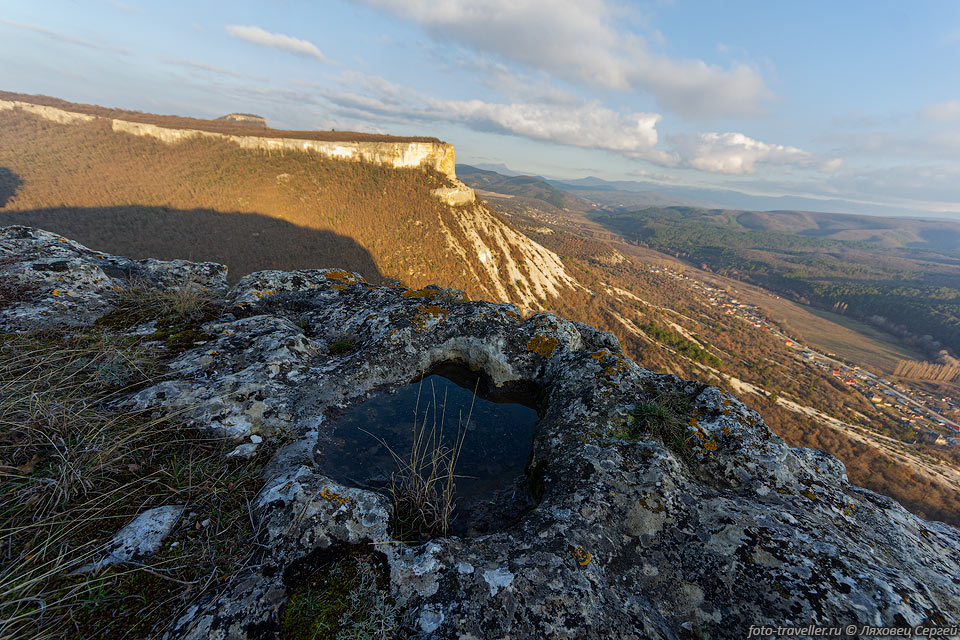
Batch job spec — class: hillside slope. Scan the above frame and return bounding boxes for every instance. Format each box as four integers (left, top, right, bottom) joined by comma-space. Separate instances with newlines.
0, 101, 575, 309
2, 95, 959, 528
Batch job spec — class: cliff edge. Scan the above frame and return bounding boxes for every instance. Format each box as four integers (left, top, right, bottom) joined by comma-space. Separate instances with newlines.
2, 226, 958, 639
0, 95, 461, 183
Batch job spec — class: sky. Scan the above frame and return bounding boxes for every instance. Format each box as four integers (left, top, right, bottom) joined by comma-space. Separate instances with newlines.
2, 0, 960, 216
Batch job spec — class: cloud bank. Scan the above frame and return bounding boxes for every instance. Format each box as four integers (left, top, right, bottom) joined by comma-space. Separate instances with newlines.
354, 0, 772, 120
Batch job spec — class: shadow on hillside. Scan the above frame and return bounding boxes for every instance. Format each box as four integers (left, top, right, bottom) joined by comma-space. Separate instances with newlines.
0, 168, 22, 207
0, 205, 385, 284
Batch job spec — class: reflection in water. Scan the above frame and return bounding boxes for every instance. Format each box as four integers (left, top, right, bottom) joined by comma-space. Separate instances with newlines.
321, 368, 539, 505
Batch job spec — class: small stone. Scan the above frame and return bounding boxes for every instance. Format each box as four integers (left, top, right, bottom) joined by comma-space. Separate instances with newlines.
482, 567, 515, 597
75, 505, 184, 573
249, 434, 263, 444
227, 443, 258, 459
419, 608, 444, 633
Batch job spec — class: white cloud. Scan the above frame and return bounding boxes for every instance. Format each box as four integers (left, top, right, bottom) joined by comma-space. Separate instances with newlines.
354, 0, 772, 119
316, 72, 670, 158
671, 132, 839, 175
225, 25, 329, 61
921, 100, 960, 123
438, 100, 663, 155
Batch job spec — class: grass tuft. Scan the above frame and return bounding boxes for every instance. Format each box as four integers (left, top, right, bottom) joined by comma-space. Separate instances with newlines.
383, 378, 474, 542
0, 293, 263, 638
615, 389, 695, 459
327, 337, 357, 356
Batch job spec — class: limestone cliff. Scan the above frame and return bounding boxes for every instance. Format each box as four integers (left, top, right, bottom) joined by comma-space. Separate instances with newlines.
0, 97, 460, 182
2, 226, 958, 639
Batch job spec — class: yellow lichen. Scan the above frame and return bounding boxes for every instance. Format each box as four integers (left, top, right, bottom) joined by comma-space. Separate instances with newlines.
527, 335, 559, 358
401, 288, 440, 299
323, 270, 360, 283
319, 487, 350, 504
572, 545, 593, 566
413, 304, 450, 331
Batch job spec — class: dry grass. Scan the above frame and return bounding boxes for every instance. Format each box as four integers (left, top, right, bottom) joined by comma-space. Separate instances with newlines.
0, 288, 265, 639
384, 378, 475, 542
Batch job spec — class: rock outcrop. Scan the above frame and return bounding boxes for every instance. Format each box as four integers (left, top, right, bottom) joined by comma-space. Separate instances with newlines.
3, 226, 959, 639
217, 113, 268, 127
0, 98, 459, 181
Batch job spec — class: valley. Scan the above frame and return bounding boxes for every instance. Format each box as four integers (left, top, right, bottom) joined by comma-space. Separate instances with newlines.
461, 165, 960, 526
1, 95, 959, 527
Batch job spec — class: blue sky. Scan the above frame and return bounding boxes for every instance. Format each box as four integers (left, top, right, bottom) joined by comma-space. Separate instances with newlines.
2, 0, 960, 215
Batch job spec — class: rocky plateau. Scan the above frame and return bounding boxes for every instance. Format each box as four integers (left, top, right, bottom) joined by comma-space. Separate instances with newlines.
2, 225, 958, 639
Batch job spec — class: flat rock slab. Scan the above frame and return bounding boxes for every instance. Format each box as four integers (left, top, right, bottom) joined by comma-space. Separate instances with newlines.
78, 505, 185, 573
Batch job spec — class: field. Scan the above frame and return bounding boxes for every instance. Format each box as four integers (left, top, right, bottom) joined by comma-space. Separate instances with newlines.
711, 277, 927, 374
590, 206, 960, 359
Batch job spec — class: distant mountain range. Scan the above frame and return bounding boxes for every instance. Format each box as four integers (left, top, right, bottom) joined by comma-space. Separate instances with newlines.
463, 163, 960, 220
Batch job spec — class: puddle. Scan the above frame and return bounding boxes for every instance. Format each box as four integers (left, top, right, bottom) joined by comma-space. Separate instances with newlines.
318, 364, 540, 536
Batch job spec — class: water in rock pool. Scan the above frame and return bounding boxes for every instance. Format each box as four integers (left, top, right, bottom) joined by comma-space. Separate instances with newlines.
320, 366, 540, 530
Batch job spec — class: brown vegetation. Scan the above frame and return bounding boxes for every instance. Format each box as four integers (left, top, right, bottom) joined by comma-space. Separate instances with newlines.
894, 359, 960, 383
2, 102, 958, 529
0, 90, 442, 143
0, 109, 500, 297
0, 287, 269, 639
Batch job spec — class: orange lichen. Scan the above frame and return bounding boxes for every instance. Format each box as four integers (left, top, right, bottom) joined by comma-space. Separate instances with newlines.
330, 284, 347, 291
413, 304, 450, 330
702, 439, 718, 452
323, 270, 360, 283
319, 487, 350, 504
572, 545, 593, 566
401, 288, 440, 299
602, 359, 628, 377
527, 335, 559, 358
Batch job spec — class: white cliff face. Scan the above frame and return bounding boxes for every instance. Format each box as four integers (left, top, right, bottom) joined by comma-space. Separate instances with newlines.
436, 203, 579, 310
0, 98, 459, 182
0, 99, 96, 125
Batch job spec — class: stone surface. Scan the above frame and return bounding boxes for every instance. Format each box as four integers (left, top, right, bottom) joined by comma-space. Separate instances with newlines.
77, 505, 185, 573
4, 227, 959, 639
431, 180, 476, 206
0, 226, 226, 332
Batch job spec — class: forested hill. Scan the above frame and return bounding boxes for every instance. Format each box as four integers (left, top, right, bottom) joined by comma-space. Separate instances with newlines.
592, 206, 960, 358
